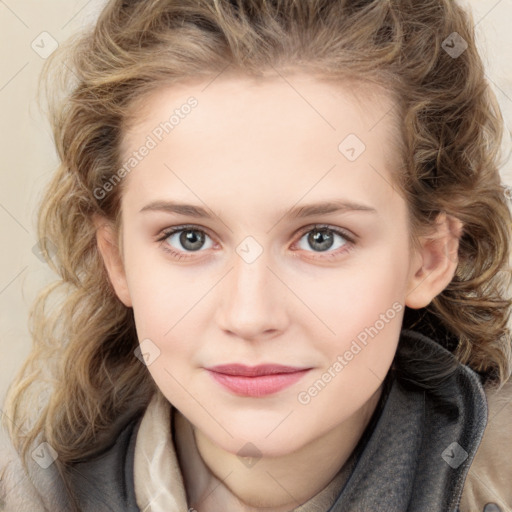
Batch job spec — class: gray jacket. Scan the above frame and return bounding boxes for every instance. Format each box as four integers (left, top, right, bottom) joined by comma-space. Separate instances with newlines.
0, 329, 490, 511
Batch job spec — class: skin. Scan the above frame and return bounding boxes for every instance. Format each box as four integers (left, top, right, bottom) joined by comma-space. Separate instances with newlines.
94, 72, 462, 511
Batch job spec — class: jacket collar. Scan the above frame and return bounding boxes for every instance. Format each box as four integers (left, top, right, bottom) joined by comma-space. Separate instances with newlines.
328, 328, 488, 511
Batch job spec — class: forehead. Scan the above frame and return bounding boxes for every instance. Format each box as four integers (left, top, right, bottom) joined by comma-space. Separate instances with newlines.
118, 72, 404, 220
121, 71, 401, 162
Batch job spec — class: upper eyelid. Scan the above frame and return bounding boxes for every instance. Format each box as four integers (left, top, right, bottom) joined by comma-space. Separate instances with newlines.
158, 224, 215, 242
295, 224, 355, 242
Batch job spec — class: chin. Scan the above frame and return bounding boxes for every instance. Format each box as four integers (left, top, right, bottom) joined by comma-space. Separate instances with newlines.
204, 419, 312, 458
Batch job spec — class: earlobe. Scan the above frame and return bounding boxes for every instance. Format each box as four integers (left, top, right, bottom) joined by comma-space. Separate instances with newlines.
93, 214, 132, 307
405, 213, 463, 309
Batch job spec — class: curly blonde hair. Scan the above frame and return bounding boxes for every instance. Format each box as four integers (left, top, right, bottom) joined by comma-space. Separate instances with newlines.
3, 0, 511, 477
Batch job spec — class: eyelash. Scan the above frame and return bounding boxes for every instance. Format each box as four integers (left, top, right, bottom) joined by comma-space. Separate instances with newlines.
156, 224, 356, 261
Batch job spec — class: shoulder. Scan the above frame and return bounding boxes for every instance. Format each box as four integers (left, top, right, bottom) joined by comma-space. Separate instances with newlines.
0, 425, 49, 511
0, 409, 144, 512
460, 379, 512, 512
61, 411, 144, 511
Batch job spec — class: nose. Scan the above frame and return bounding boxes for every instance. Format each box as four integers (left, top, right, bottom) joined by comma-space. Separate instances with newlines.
214, 246, 289, 342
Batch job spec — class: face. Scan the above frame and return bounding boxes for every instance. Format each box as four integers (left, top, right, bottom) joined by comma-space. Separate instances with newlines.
110, 73, 421, 457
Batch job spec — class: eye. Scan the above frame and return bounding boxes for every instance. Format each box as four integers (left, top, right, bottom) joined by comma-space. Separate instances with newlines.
156, 223, 356, 261
292, 225, 355, 259
157, 225, 214, 259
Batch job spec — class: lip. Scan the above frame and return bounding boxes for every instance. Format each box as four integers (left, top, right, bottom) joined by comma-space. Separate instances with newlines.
206, 364, 312, 397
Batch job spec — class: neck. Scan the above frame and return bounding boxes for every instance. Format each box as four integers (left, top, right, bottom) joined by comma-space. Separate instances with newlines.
174, 384, 383, 512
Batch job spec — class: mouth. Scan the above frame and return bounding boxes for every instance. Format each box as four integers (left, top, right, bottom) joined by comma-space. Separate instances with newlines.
205, 364, 312, 397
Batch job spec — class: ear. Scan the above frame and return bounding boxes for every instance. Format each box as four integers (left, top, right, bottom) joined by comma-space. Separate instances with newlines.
405, 213, 463, 309
93, 214, 132, 307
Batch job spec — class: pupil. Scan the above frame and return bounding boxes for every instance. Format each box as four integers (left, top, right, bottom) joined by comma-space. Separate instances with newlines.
309, 229, 333, 251
181, 230, 204, 251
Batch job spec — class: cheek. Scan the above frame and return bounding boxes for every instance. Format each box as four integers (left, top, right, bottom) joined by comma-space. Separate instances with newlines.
310, 243, 410, 332
123, 246, 208, 364
122, 237, 191, 332
129, 283, 199, 406
304, 244, 409, 382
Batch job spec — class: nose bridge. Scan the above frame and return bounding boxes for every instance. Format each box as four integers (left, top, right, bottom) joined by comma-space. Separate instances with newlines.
232, 246, 270, 299
216, 239, 287, 339
230, 242, 274, 311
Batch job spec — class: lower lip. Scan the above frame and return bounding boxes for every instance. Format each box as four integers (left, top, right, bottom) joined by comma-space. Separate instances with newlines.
206, 369, 311, 397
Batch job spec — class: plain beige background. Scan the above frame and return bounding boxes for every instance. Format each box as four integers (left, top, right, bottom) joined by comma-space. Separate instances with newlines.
1, 0, 512, 407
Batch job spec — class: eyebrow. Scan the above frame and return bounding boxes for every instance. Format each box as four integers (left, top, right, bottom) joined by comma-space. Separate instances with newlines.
139, 199, 377, 219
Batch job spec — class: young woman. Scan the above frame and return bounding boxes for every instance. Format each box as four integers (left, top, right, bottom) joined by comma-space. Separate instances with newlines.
1, 1, 511, 511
